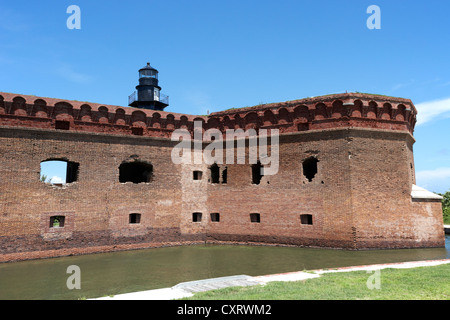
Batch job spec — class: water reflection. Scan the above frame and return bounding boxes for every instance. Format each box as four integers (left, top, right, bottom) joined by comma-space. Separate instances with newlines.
0, 236, 448, 300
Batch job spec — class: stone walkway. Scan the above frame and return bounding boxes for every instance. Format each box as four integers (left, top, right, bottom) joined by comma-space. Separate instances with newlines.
92, 258, 450, 300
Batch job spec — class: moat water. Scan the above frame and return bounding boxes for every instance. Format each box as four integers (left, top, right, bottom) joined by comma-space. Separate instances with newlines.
0, 235, 449, 300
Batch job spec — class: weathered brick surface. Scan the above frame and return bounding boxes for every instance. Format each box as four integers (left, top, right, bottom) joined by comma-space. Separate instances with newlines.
0, 92, 444, 262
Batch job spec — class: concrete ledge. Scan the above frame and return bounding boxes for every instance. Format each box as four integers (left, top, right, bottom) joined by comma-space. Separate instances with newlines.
173, 275, 262, 293
445, 225, 450, 234
91, 259, 450, 300
411, 185, 443, 200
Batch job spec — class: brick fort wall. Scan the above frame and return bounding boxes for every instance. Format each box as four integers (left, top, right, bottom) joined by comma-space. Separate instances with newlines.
0, 92, 445, 262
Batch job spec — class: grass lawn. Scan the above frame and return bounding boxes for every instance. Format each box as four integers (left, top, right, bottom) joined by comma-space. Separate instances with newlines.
183, 263, 450, 300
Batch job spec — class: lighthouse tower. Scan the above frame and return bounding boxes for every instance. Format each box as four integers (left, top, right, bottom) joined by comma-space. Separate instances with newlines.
128, 62, 169, 111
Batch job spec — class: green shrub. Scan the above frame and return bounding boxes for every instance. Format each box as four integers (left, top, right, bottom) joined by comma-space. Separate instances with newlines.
443, 207, 450, 225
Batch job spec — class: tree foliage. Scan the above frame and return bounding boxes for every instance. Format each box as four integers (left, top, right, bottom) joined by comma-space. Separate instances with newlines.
438, 191, 450, 224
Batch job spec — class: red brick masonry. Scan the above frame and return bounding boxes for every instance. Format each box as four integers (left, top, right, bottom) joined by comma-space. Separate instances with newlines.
0, 92, 445, 262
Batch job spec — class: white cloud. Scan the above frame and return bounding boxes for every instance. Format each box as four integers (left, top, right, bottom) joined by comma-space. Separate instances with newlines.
416, 167, 450, 194
50, 176, 65, 184
415, 97, 450, 126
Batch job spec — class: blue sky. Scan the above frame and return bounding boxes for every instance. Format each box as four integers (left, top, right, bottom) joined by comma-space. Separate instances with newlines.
1, 0, 450, 193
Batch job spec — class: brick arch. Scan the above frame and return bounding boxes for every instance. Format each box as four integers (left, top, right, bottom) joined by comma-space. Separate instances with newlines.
32, 99, 48, 118
12, 96, 27, 116
244, 112, 259, 130
79, 104, 92, 122
131, 110, 147, 127
232, 114, 244, 129
206, 117, 220, 131
262, 109, 277, 126
314, 103, 328, 120
293, 105, 310, 122
114, 108, 126, 125
395, 104, 406, 121
97, 106, 109, 123
150, 112, 161, 128
54, 102, 74, 121
331, 100, 344, 118
277, 108, 291, 124
193, 117, 206, 134
351, 100, 363, 117
222, 115, 234, 130
366, 101, 378, 119
165, 114, 175, 130
381, 103, 392, 120
179, 115, 189, 129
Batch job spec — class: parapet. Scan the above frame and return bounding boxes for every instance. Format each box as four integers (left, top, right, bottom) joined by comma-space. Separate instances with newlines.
0, 92, 417, 138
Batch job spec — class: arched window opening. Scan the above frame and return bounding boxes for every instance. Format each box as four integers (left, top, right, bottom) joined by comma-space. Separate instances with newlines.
119, 161, 153, 183
251, 161, 263, 185
302, 157, 318, 182
209, 163, 220, 184
222, 167, 227, 184
40, 159, 79, 186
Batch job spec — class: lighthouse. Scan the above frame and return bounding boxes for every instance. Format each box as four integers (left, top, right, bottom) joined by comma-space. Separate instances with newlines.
128, 62, 169, 111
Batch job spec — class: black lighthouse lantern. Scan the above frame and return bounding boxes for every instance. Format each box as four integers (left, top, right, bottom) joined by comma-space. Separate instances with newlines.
128, 62, 169, 111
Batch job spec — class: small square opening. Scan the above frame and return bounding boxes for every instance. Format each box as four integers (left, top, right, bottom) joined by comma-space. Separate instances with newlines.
193, 171, 203, 181
250, 213, 260, 223
210, 213, 220, 222
50, 216, 65, 228
192, 212, 202, 222
55, 120, 70, 130
300, 214, 313, 225
129, 213, 141, 224
131, 127, 144, 136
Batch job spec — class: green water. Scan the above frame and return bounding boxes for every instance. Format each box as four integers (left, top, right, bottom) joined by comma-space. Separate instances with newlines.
0, 236, 449, 300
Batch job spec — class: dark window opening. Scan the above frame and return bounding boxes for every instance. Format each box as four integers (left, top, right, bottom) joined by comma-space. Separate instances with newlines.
40, 159, 79, 185
210, 213, 220, 222
300, 214, 313, 225
55, 120, 70, 130
192, 212, 202, 222
302, 157, 318, 182
210, 163, 220, 184
119, 161, 153, 183
193, 171, 203, 180
50, 216, 65, 228
129, 213, 141, 224
222, 167, 227, 184
131, 127, 144, 136
66, 161, 79, 183
250, 213, 260, 223
298, 123, 309, 131
251, 161, 263, 185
